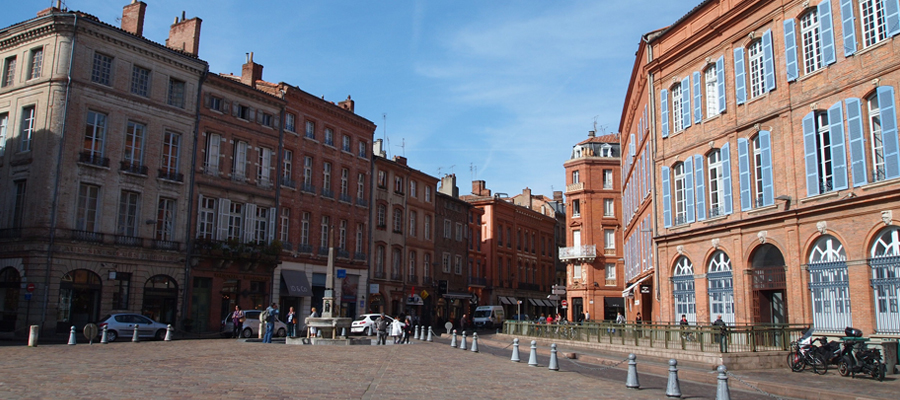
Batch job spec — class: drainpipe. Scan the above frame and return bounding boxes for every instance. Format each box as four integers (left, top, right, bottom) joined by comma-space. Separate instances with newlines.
182, 66, 209, 330
273, 92, 285, 304
43, 12, 78, 331
645, 42, 662, 309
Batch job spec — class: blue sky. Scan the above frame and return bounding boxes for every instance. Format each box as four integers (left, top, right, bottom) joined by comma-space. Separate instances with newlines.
5, 0, 700, 197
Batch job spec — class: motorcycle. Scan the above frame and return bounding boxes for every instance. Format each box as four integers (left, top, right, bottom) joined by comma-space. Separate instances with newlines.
838, 340, 886, 381
814, 336, 845, 366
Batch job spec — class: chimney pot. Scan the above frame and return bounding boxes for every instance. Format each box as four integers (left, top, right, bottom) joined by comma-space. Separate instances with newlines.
121, 1, 147, 36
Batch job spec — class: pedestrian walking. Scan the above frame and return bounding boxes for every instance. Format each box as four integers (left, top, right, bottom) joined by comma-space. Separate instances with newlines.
391, 314, 404, 344
614, 311, 625, 336
584, 310, 590, 322
231, 305, 244, 338
713, 314, 728, 352
635, 312, 643, 338
460, 314, 469, 332
403, 315, 413, 344
285, 307, 296, 338
374, 313, 389, 345
262, 303, 278, 343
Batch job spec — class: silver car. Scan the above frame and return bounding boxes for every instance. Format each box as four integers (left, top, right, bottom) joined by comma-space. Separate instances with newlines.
221, 310, 287, 338
97, 313, 169, 342
350, 314, 393, 336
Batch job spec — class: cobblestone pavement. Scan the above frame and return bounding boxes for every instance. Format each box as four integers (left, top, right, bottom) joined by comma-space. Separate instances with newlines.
0, 337, 786, 400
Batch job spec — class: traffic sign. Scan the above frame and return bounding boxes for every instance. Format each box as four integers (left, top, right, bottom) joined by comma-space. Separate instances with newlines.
561, 299, 568, 307
552, 289, 566, 295
26, 283, 35, 293
547, 295, 560, 301
337, 269, 346, 279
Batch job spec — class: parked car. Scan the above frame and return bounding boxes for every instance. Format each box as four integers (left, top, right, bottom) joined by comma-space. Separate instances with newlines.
350, 314, 394, 336
221, 310, 287, 338
97, 313, 169, 342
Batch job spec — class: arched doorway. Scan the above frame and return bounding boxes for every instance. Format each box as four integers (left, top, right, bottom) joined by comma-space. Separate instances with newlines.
808, 235, 851, 332
143, 275, 178, 325
707, 251, 734, 325
750, 244, 787, 324
57, 269, 102, 332
0, 267, 21, 332
870, 226, 900, 334
672, 256, 696, 324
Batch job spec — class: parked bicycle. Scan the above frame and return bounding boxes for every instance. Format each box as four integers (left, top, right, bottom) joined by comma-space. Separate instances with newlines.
787, 328, 827, 375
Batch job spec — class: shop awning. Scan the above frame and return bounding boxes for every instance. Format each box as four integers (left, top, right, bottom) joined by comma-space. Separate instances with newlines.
498, 296, 512, 305
282, 269, 312, 297
542, 299, 554, 307
443, 292, 472, 299
622, 275, 652, 297
527, 298, 537, 306
507, 297, 519, 305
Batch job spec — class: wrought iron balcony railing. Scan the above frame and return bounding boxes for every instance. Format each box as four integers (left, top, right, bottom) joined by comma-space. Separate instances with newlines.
78, 151, 109, 168
558, 244, 596, 261
120, 160, 148, 175
158, 169, 184, 182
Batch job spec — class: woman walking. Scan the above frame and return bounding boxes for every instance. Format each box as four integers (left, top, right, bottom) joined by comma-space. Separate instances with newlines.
391, 314, 404, 344
231, 305, 244, 338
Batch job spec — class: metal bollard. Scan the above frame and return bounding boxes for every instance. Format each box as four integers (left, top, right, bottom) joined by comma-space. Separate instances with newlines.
528, 340, 538, 366
471, 332, 479, 353
548, 343, 559, 371
132, 324, 140, 343
426, 326, 433, 342
67, 326, 77, 345
626, 353, 640, 389
100, 325, 108, 344
414, 325, 419, 340
715, 365, 730, 400
28, 325, 40, 347
164, 324, 174, 341
450, 329, 457, 347
666, 359, 681, 398
511, 338, 520, 362
460, 331, 468, 350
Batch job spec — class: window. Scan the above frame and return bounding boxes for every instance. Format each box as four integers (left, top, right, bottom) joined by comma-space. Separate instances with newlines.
751, 136, 765, 206
300, 212, 310, 246
342, 135, 351, 152
456, 223, 463, 241
673, 162, 687, 224
748, 40, 765, 98
507, 227, 512, 247
393, 208, 403, 233
707, 149, 725, 216
358, 141, 367, 158
704, 63, 720, 117
11, 180, 25, 229
424, 253, 431, 278
209, 95, 223, 112
324, 128, 334, 146
375, 246, 385, 275
425, 186, 432, 202
807, 111, 835, 194
131, 66, 151, 96
605, 229, 615, 249
234, 141, 249, 181
320, 216, 331, 250
112, 272, 131, 310
117, 190, 141, 237
76, 184, 100, 231
857, 88, 900, 185
410, 180, 418, 198
444, 219, 451, 238
285, 113, 296, 133
19, 105, 35, 152
197, 196, 216, 239
799, 10, 823, 74
282, 149, 293, 183
161, 131, 181, 177
260, 113, 274, 128
409, 211, 417, 237
280, 208, 290, 243
303, 156, 313, 188
305, 120, 316, 139
572, 170, 580, 184
258, 147, 274, 186
167, 78, 186, 108
0, 113, 8, 157
603, 169, 613, 189
408, 251, 417, 278
2, 56, 15, 87
357, 173, 366, 200
671, 82, 684, 132
394, 176, 404, 194
226, 202, 243, 241
322, 162, 332, 192
808, 235, 851, 331
377, 204, 386, 228
377, 170, 386, 188
156, 197, 176, 241
340, 168, 349, 196
83, 111, 107, 158
572, 199, 581, 217
123, 121, 146, 171
237, 104, 250, 120
91, 53, 113, 85
28, 48, 43, 80
392, 248, 402, 277
338, 220, 347, 250
424, 215, 432, 240
860, 0, 889, 47
605, 263, 616, 281
454, 256, 462, 275
604, 198, 614, 217
442, 253, 451, 273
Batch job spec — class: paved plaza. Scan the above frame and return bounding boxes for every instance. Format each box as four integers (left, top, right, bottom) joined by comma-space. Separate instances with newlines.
0, 334, 895, 399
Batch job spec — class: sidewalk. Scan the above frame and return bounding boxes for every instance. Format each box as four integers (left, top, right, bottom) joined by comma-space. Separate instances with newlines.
470, 332, 898, 400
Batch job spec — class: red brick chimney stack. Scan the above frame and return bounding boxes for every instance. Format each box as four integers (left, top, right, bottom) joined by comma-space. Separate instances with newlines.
165, 11, 202, 56
241, 52, 264, 88
121, 1, 147, 36
472, 180, 491, 197
338, 95, 355, 113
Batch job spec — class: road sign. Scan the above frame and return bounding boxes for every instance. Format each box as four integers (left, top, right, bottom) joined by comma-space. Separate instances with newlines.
26, 283, 35, 293
83, 323, 98, 341
561, 299, 568, 307
337, 269, 346, 279
24, 293, 32, 300
552, 289, 566, 295
547, 295, 560, 301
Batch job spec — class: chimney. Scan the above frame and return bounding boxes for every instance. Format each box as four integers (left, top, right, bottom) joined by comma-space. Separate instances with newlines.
553, 191, 563, 202
472, 180, 490, 197
521, 188, 533, 208
165, 11, 202, 56
241, 52, 264, 88
338, 95, 355, 113
121, 1, 147, 36
588, 130, 596, 138
393, 156, 407, 166
439, 174, 459, 197
374, 139, 386, 158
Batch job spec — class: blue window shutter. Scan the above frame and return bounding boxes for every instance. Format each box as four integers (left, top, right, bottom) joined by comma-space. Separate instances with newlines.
840, 0, 858, 56
721, 142, 733, 215
758, 131, 775, 206
737, 138, 752, 211
733, 48, 746, 104
818, 0, 837, 65
716, 56, 726, 112
886, 0, 900, 37
661, 89, 669, 138
845, 98, 868, 187
762, 30, 776, 92
803, 112, 821, 196
693, 71, 702, 123
662, 166, 672, 228
784, 19, 799, 82
682, 77, 692, 129
879, 86, 900, 179
685, 157, 695, 223
828, 102, 848, 190
694, 154, 706, 221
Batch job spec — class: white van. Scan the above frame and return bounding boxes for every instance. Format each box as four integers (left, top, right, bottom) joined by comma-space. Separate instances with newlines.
473, 305, 505, 329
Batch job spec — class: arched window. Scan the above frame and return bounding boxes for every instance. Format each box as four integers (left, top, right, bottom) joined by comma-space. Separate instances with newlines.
143, 275, 178, 325
672, 257, 696, 324
870, 226, 900, 333
707, 251, 734, 324
808, 235, 851, 332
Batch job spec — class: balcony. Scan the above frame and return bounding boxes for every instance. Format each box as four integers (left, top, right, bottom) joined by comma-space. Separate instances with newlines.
390, 272, 403, 281
202, 163, 220, 177
257, 177, 274, 189
158, 169, 184, 182
336, 249, 350, 259
353, 252, 367, 261
318, 246, 329, 256
78, 151, 109, 168
356, 197, 368, 208
558, 244, 596, 262
339, 193, 352, 203
422, 276, 433, 286
468, 277, 489, 287
297, 244, 313, 254
565, 182, 584, 193
115, 235, 142, 247
321, 188, 334, 199
282, 242, 294, 252
120, 160, 148, 175
301, 183, 316, 194
407, 274, 418, 284
280, 177, 296, 189
72, 230, 103, 243
232, 173, 248, 183
152, 239, 180, 251
374, 271, 386, 279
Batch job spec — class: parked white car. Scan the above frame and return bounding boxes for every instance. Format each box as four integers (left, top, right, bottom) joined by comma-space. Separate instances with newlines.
97, 313, 169, 342
221, 310, 287, 338
350, 314, 394, 336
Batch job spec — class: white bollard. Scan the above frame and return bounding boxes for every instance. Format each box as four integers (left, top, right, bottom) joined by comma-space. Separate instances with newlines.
426, 326, 434, 342
164, 324, 174, 341
450, 329, 457, 347
716, 365, 731, 400
471, 332, 479, 353
132, 324, 140, 343
528, 340, 538, 366
666, 359, 682, 398
28, 325, 39, 347
511, 338, 520, 362
626, 353, 640, 389
67, 326, 77, 345
459, 331, 467, 350
548, 343, 559, 371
